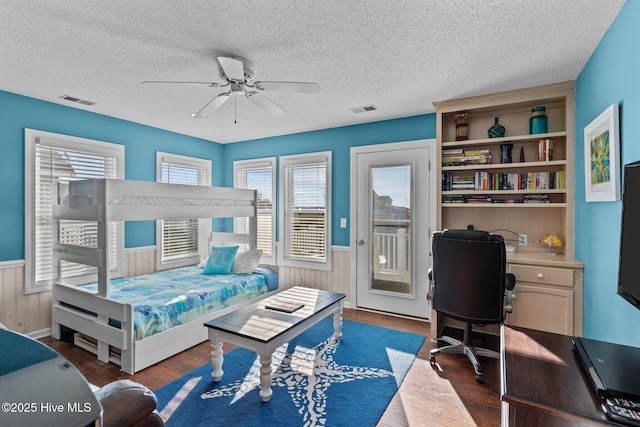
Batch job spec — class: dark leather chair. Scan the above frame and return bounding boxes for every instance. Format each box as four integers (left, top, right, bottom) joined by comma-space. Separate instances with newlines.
92, 380, 164, 427
0, 324, 163, 427
428, 229, 516, 383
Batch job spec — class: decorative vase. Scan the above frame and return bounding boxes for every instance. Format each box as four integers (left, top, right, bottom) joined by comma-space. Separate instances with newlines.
519, 146, 525, 162
488, 117, 505, 138
501, 143, 513, 163
455, 112, 469, 141
530, 106, 548, 134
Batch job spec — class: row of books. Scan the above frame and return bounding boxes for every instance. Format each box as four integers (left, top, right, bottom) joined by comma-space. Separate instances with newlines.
442, 148, 492, 166
442, 171, 565, 191
441, 194, 552, 204
443, 140, 557, 166
446, 174, 475, 190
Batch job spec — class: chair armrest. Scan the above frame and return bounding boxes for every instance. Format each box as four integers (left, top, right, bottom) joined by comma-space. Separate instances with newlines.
506, 273, 516, 290
94, 380, 159, 427
427, 268, 434, 301
504, 273, 516, 313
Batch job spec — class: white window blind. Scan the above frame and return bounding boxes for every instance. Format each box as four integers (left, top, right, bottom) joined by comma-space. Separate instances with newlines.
234, 158, 275, 260
280, 152, 331, 268
27, 132, 123, 292
157, 152, 211, 269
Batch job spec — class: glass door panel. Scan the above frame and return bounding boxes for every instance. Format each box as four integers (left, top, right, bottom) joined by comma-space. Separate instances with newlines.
370, 164, 412, 295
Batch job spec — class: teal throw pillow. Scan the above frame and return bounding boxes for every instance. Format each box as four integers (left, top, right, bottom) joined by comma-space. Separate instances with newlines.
202, 246, 239, 275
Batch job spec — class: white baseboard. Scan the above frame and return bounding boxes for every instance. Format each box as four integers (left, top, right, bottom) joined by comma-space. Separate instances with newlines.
27, 327, 51, 340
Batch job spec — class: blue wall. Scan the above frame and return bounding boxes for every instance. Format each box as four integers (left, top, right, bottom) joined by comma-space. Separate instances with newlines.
222, 115, 436, 246
0, 90, 223, 260
575, 1, 640, 347
0, 88, 434, 261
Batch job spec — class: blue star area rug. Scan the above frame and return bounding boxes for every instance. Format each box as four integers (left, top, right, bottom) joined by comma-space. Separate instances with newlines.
154, 318, 426, 427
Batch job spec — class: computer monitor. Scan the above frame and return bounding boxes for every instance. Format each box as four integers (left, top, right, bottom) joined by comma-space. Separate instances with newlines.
618, 161, 640, 310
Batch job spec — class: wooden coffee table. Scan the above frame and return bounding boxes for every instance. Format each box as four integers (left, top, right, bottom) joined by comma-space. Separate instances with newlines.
204, 286, 346, 402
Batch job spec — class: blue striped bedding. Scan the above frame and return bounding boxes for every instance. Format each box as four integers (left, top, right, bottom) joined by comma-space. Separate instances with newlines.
81, 266, 278, 341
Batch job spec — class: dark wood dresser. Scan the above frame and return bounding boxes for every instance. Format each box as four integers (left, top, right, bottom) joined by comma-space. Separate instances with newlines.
501, 325, 627, 426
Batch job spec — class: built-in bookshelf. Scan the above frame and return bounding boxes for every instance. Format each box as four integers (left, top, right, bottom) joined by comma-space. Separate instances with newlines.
433, 81, 576, 256
432, 81, 584, 338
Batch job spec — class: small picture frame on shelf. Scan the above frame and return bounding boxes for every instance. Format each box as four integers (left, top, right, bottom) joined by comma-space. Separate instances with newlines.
584, 104, 620, 202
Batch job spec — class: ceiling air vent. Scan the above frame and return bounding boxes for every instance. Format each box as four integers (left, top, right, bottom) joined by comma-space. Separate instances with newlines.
350, 105, 378, 114
59, 95, 96, 106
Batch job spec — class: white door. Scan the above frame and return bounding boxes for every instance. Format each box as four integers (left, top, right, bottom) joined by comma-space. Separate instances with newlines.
350, 140, 435, 319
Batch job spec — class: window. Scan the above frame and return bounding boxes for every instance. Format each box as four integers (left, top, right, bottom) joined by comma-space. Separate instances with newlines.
156, 152, 211, 270
25, 129, 124, 293
279, 152, 332, 270
234, 158, 276, 264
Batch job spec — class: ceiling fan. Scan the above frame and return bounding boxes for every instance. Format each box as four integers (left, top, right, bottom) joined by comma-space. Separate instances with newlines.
142, 55, 320, 118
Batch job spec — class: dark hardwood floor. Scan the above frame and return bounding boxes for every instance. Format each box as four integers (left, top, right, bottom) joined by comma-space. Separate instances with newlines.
40, 309, 501, 426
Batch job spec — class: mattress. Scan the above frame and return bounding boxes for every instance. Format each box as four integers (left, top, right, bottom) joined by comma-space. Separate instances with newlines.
81, 266, 278, 341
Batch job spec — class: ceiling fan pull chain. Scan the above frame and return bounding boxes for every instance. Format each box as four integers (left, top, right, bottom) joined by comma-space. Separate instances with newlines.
234, 95, 237, 124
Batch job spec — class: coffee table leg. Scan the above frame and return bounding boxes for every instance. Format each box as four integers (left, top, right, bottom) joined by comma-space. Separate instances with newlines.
333, 307, 343, 341
210, 339, 224, 381
259, 354, 273, 402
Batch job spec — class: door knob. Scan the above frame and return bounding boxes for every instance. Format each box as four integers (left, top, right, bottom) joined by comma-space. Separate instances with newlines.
357, 240, 365, 246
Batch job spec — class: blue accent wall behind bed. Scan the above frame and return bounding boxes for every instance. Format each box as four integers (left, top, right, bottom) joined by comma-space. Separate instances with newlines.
0, 90, 223, 260
0, 88, 435, 261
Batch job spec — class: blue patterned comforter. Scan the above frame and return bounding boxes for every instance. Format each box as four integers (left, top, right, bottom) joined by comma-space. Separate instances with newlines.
82, 266, 278, 341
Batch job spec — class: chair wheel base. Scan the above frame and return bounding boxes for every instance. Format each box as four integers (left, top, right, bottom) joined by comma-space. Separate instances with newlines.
429, 355, 436, 366
476, 374, 484, 384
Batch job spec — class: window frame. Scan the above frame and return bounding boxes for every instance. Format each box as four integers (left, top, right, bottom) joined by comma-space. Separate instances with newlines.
155, 151, 212, 271
278, 151, 332, 271
24, 129, 125, 294
233, 157, 277, 265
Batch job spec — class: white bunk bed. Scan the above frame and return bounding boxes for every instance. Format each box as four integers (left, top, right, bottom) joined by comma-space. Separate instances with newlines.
50, 178, 277, 374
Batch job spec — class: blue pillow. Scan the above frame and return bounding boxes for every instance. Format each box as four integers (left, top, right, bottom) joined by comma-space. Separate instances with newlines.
202, 246, 239, 275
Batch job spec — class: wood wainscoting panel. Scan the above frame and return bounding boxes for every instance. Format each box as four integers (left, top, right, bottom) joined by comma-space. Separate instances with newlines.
278, 248, 351, 304
1, 248, 155, 336
0, 262, 51, 335
124, 247, 157, 276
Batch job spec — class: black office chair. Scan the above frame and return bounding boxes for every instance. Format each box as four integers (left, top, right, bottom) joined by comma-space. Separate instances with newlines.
428, 229, 516, 383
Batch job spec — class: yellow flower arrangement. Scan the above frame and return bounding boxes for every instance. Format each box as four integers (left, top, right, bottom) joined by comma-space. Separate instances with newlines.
538, 234, 563, 254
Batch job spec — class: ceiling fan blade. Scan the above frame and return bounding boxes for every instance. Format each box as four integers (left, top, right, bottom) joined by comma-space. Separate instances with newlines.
217, 56, 245, 82
246, 92, 285, 116
191, 93, 231, 118
254, 81, 320, 93
142, 80, 223, 87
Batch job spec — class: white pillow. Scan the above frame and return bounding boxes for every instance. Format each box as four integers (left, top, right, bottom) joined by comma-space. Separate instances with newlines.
231, 249, 263, 274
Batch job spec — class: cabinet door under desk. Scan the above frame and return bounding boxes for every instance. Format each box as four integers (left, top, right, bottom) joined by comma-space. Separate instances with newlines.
505, 253, 583, 336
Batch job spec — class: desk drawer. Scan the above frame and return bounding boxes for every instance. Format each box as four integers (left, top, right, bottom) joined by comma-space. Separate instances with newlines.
509, 264, 573, 287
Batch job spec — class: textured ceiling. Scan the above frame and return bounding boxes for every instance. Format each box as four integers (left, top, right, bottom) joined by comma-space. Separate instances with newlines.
0, 0, 626, 144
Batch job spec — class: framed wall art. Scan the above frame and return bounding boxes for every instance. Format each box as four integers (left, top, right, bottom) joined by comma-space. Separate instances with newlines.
584, 104, 620, 202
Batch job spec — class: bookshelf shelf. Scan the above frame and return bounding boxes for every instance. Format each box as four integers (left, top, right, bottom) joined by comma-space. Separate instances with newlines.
442, 160, 566, 172
443, 189, 566, 195
441, 131, 567, 148
442, 202, 568, 208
